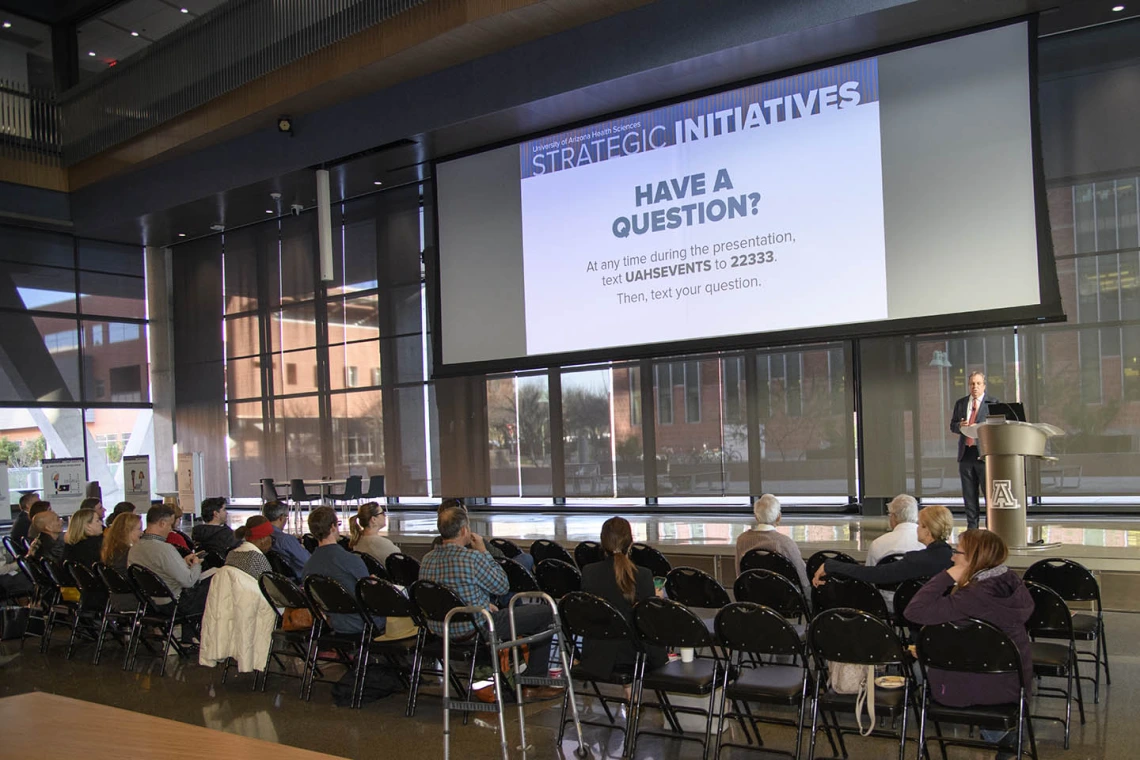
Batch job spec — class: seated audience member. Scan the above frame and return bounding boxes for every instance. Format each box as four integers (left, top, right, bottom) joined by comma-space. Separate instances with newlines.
301, 506, 383, 635
192, 497, 239, 556
107, 501, 136, 526
79, 497, 106, 527
349, 502, 400, 565
129, 505, 209, 640
224, 516, 274, 579
579, 517, 667, 694
28, 500, 52, 522
102, 513, 143, 571
420, 505, 561, 700
812, 505, 954, 590
10, 492, 40, 546
63, 508, 104, 567
428, 499, 535, 572
866, 494, 925, 566
905, 529, 1034, 757
28, 510, 65, 562
734, 493, 810, 591
164, 505, 192, 554
263, 501, 310, 578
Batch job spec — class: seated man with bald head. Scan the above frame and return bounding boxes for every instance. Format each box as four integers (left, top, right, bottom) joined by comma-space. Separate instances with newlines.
29, 510, 65, 563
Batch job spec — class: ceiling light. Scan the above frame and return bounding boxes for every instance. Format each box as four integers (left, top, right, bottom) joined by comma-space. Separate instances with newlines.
88, 51, 96, 56
2, 21, 11, 28
1112, 4, 1125, 10
373, 181, 383, 186
265, 209, 273, 214
180, 7, 189, 13
130, 31, 139, 36
178, 233, 186, 237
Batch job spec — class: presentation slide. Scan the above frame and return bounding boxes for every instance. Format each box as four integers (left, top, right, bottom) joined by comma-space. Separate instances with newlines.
519, 60, 885, 356
434, 21, 1055, 372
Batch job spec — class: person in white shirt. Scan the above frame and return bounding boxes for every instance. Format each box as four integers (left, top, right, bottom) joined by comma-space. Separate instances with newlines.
865, 494, 925, 566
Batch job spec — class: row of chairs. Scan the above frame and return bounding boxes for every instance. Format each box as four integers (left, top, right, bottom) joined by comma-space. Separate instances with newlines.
258, 475, 386, 508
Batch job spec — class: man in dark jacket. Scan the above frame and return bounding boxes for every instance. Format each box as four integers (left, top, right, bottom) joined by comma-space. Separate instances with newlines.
9, 492, 39, 547
950, 371, 999, 530
191, 497, 238, 556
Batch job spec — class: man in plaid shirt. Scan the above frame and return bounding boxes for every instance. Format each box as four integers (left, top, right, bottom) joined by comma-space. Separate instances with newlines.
420, 505, 563, 700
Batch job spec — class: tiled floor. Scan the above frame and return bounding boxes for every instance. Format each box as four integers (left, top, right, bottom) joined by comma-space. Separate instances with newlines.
1, 611, 1134, 759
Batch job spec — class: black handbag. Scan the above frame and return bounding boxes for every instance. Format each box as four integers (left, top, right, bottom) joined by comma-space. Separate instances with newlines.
0, 605, 29, 640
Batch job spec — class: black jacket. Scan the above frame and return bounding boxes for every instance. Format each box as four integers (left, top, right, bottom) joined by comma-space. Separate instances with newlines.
63, 534, 104, 568
579, 557, 668, 678
823, 540, 953, 585
950, 394, 999, 461
10, 511, 31, 546
192, 523, 239, 555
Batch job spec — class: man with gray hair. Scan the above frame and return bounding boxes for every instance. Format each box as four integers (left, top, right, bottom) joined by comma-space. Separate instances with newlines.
734, 494, 810, 591
865, 494, 924, 566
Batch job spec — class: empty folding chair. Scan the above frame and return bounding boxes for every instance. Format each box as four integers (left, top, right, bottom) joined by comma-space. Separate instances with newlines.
811, 574, 890, 621
361, 475, 386, 501
386, 552, 421, 587
289, 479, 322, 511
630, 542, 673, 578
574, 540, 604, 568
257, 572, 321, 697
62, 561, 109, 660
740, 549, 803, 594
530, 539, 575, 566
356, 577, 427, 716
1025, 581, 1085, 749
93, 563, 143, 668
733, 569, 809, 626
535, 558, 581, 601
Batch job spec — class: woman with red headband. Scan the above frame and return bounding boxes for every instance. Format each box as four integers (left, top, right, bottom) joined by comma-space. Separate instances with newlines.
223, 515, 275, 579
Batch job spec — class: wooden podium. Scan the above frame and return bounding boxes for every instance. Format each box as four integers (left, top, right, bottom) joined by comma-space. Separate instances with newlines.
961, 419, 1064, 550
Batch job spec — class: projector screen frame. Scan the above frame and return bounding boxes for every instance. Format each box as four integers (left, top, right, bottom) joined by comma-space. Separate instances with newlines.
428, 14, 1063, 379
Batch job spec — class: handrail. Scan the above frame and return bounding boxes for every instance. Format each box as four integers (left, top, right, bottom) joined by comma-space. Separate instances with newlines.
0, 79, 61, 165
57, 0, 428, 165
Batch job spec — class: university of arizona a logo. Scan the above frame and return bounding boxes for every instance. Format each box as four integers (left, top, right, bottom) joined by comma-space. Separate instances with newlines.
991, 479, 1019, 510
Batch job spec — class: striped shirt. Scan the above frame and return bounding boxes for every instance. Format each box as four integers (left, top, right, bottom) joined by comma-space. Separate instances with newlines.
419, 543, 509, 637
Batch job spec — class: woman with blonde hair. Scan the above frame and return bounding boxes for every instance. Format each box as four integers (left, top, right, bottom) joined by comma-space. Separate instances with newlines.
813, 504, 955, 588
101, 512, 143, 571
63, 508, 104, 567
349, 502, 400, 564
579, 517, 667, 686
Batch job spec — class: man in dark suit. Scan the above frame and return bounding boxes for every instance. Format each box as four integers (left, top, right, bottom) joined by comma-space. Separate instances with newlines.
950, 370, 999, 530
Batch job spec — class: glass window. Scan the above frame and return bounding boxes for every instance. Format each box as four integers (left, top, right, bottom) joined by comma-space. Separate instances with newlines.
224, 315, 260, 358
331, 390, 385, 478
610, 365, 644, 497
1074, 183, 1096, 254
488, 374, 552, 497
0, 227, 74, 268
274, 349, 318, 396
330, 340, 379, 392
562, 368, 615, 497
684, 360, 701, 423
328, 294, 381, 344
273, 395, 322, 480
269, 302, 317, 353
77, 239, 143, 276
655, 363, 673, 424
228, 401, 267, 499
276, 213, 316, 305
78, 271, 146, 319
0, 261, 77, 313
225, 356, 262, 401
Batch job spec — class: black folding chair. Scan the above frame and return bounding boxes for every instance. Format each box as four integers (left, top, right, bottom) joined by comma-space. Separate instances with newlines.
873, 553, 907, 591
496, 556, 540, 594
631, 543, 673, 578
357, 577, 427, 716
127, 565, 203, 676
1024, 558, 1110, 702
535, 558, 581, 600
303, 575, 374, 707
15, 556, 51, 650
734, 569, 809, 624
2, 535, 23, 561
805, 550, 856, 580
260, 478, 282, 503
93, 563, 143, 668
807, 608, 917, 760
265, 549, 299, 581
740, 549, 803, 594
531, 539, 575, 566
289, 479, 322, 510
574, 540, 604, 568
489, 538, 523, 559
257, 572, 321, 697
811, 574, 891, 620
891, 576, 929, 642
386, 552, 421, 587
198, 550, 226, 571
301, 533, 319, 554
38, 558, 82, 653
557, 591, 642, 754
352, 551, 389, 580
714, 602, 839, 760
666, 567, 731, 609
1025, 581, 1085, 748
631, 597, 727, 760
915, 619, 1039, 760
328, 475, 363, 513
63, 561, 109, 660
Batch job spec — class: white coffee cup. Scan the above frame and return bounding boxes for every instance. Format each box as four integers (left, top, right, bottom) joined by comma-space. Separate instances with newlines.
680, 647, 695, 663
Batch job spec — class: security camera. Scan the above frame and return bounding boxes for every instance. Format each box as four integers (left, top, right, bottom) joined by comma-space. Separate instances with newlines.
290, 203, 304, 216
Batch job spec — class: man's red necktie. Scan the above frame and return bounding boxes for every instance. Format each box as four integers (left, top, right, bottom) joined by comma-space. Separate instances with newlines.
965, 401, 979, 446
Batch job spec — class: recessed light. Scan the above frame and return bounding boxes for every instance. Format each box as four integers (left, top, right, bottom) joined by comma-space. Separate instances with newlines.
265, 209, 273, 214
178, 233, 186, 237
373, 181, 383, 186
130, 31, 139, 36
180, 7, 189, 13
87, 51, 96, 56
2, 21, 11, 28
1112, 4, 1125, 10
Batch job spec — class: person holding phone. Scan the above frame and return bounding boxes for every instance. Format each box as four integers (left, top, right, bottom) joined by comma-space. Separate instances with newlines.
129, 504, 211, 642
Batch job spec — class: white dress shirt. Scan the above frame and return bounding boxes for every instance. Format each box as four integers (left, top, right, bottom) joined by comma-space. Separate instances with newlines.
865, 521, 925, 567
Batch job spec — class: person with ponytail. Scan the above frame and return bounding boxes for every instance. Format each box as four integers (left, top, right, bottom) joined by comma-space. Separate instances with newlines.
223, 515, 275, 579
579, 517, 667, 686
348, 502, 400, 564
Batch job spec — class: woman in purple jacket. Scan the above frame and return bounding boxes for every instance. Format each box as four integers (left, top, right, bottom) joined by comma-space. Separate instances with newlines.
905, 529, 1034, 756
